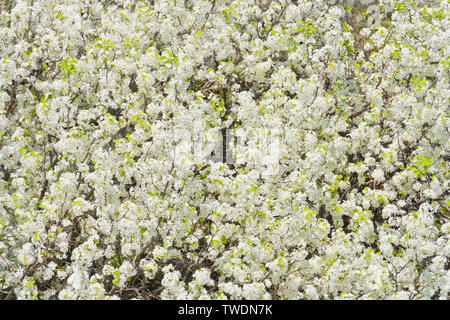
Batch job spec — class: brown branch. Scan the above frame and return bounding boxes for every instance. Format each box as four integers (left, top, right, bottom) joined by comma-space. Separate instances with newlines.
265, 3, 288, 39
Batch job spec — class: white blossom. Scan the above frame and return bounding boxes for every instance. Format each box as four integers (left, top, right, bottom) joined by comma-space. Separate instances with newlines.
0, 0, 448, 301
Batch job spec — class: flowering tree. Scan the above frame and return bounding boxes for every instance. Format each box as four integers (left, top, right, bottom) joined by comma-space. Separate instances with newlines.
0, 0, 448, 300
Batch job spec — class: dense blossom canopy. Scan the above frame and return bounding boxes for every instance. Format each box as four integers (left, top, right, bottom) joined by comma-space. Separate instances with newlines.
0, 0, 449, 299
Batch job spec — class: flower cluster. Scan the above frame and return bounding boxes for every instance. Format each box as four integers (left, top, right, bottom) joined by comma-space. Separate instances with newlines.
0, 0, 448, 300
